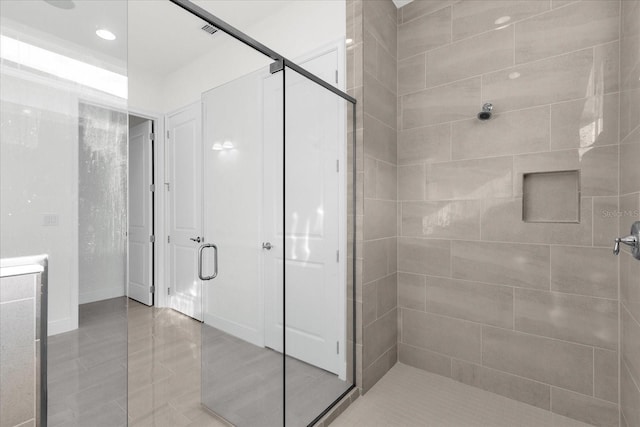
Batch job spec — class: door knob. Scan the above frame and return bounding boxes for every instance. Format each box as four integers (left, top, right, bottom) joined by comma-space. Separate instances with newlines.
262, 242, 273, 250
190, 237, 202, 243
613, 221, 640, 260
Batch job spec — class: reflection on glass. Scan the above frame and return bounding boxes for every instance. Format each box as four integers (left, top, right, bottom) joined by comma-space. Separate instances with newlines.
0, 1, 128, 425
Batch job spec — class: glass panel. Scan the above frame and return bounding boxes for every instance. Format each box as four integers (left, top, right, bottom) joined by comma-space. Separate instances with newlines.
200, 56, 284, 427
0, 0, 128, 425
283, 65, 354, 425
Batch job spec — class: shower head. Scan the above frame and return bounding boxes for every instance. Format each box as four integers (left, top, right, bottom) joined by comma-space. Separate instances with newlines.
477, 103, 493, 121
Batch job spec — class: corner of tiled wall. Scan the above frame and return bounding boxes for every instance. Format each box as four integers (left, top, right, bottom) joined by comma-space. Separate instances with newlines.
619, 1, 640, 426
347, 0, 399, 394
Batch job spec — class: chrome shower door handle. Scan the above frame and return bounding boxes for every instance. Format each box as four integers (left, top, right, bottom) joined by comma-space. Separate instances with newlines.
614, 221, 640, 260
198, 243, 218, 280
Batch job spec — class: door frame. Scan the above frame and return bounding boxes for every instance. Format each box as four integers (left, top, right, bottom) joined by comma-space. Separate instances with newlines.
127, 107, 166, 308
164, 101, 204, 317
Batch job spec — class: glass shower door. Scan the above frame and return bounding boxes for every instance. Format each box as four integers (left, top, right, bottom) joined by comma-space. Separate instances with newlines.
198, 46, 284, 427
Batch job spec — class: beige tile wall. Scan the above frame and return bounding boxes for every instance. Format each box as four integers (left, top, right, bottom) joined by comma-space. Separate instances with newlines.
361, 0, 399, 393
396, 1, 624, 426
619, 0, 640, 426
347, 0, 399, 394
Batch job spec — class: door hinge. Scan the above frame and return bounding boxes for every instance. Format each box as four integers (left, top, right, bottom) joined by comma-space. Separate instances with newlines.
336, 250, 339, 262
336, 341, 339, 354
150, 184, 155, 192
167, 235, 171, 243
168, 287, 171, 295
150, 235, 155, 243
166, 130, 170, 139
149, 132, 155, 141
335, 69, 338, 84
150, 285, 155, 293
165, 182, 170, 191
336, 159, 339, 172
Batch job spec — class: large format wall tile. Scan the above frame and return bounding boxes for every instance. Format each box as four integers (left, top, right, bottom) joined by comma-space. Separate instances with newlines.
621, 361, 640, 427
550, 94, 620, 150
551, 387, 620, 427
401, 0, 458, 24
550, 246, 618, 299
426, 276, 513, 328
513, 146, 619, 198
397, 123, 451, 165
483, 49, 594, 112
401, 77, 481, 128
398, 272, 426, 311
401, 200, 481, 239
451, 0, 550, 41
622, 307, 640, 386
363, 308, 397, 368
451, 359, 551, 410
621, 249, 640, 322
451, 106, 550, 160
593, 196, 620, 248
398, 6, 451, 60
451, 241, 550, 290
398, 342, 451, 377
482, 326, 593, 395
364, 114, 396, 164
364, 72, 397, 129
402, 309, 481, 363
398, 237, 451, 276
398, 54, 426, 96
363, 238, 390, 284
594, 348, 618, 403
515, 0, 619, 64
425, 26, 514, 88
398, 165, 425, 200
425, 156, 513, 201
620, 141, 640, 196
514, 288, 618, 350
364, 199, 397, 239
481, 197, 593, 245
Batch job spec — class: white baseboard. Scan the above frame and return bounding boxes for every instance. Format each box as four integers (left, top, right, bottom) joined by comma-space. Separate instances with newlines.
79, 287, 125, 304
203, 313, 264, 348
48, 317, 76, 336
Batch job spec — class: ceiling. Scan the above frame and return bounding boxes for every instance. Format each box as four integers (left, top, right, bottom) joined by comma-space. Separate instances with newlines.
2, 0, 410, 80
128, 0, 294, 77
0, 0, 294, 77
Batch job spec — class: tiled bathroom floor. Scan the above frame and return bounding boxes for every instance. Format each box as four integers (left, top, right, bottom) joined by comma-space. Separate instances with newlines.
48, 298, 349, 427
332, 364, 597, 427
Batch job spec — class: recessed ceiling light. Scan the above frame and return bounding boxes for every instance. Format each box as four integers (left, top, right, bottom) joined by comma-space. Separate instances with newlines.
509, 72, 521, 80
212, 143, 223, 151
96, 29, 116, 41
494, 16, 511, 25
346, 38, 353, 45
222, 141, 234, 149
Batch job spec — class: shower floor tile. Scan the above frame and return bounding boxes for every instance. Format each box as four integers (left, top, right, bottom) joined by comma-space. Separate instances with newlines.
332, 364, 597, 427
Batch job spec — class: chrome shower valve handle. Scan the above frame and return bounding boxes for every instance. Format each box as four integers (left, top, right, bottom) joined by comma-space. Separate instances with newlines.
614, 221, 640, 260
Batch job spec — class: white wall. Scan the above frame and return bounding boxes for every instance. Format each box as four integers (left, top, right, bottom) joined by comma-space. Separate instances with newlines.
0, 73, 80, 335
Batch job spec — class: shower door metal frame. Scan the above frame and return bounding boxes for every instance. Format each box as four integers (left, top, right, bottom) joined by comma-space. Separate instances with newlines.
168, 0, 358, 425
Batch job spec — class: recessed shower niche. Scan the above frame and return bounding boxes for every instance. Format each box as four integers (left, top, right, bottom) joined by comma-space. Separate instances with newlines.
522, 170, 581, 223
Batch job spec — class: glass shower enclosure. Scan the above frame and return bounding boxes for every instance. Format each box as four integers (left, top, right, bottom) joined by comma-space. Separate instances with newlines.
169, 1, 357, 425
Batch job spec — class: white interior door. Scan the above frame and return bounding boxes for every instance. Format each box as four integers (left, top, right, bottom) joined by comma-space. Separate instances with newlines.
201, 71, 266, 346
264, 49, 344, 375
128, 120, 153, 306
167, 102, 203, 321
